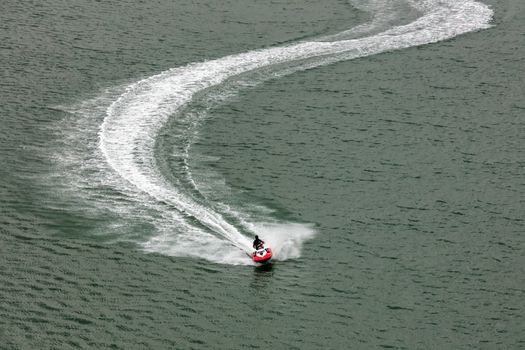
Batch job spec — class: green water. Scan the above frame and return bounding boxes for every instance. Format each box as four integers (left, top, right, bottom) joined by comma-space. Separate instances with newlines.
1, 0, 524, 348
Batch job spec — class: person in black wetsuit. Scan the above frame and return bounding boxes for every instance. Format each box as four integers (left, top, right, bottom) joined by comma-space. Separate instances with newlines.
253, 235, 264, 249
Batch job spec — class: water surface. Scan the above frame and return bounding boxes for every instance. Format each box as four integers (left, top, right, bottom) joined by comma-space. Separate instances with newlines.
1, 0, 524, 348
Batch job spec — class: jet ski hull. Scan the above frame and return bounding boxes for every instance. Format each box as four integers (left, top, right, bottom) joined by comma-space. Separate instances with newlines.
252, 247, 272, 264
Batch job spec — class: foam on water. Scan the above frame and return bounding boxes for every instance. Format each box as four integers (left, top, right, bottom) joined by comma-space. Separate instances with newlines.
93, 0, 492, 264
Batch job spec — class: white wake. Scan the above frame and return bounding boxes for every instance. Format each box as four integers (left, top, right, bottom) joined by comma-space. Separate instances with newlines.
97, 0, 492, 264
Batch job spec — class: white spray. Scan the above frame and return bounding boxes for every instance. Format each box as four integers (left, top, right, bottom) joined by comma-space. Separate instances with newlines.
96, 0, 492, 264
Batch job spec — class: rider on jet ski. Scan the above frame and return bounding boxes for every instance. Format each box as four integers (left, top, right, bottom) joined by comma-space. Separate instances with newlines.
251, 235, 272, 263
253, 235, 264, 249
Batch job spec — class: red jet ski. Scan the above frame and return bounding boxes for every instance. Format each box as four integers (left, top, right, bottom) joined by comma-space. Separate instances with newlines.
251, 244, 272, 264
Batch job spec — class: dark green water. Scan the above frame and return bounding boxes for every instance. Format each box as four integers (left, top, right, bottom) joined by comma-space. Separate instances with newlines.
1, 0, 524, 348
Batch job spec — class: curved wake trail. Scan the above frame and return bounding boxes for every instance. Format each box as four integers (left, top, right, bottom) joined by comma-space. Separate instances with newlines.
98, 0, 492, 264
